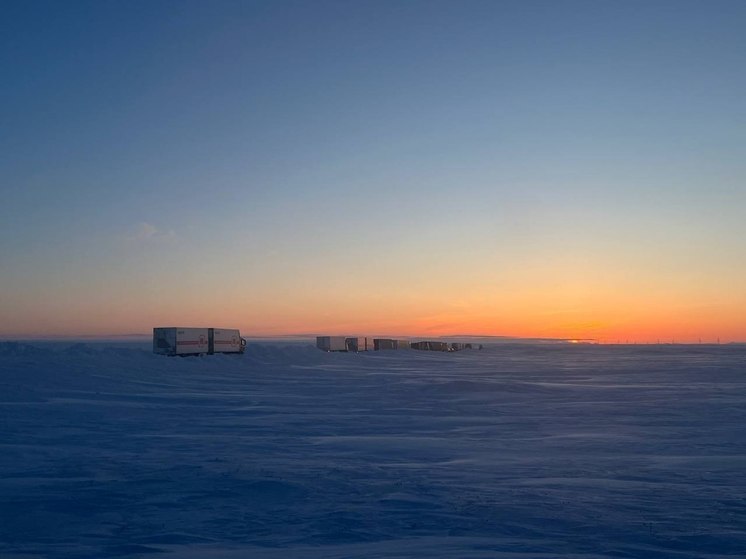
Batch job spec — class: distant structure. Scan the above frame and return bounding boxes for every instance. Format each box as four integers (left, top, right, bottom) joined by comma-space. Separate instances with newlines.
373, 338, 410, 350
153, 327, 246, 356
318, 337, 478, 353
410, 341, 449, 351
316, 336, 368, 352
411, 341, 474, 352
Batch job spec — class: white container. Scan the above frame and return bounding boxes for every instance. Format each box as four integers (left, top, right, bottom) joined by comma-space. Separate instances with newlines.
348, 337, 368, 352
154, 327, 245, 356
212, 328, 244, 354
316, 336, 348, 352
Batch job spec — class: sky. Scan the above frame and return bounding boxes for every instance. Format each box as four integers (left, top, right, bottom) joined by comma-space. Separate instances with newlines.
1, 0, 745, 342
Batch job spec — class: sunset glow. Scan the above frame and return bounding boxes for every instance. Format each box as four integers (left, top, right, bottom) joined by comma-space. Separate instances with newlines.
1, 1, 745, 343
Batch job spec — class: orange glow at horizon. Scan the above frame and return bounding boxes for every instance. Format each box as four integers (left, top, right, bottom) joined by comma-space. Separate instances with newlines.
2, 234, 744, 343
6, 293, 742, 344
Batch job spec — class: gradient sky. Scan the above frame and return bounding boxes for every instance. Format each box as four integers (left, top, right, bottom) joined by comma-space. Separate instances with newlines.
2, 0, 745, 342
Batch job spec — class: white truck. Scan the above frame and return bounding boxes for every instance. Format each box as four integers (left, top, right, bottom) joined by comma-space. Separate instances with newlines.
153, 327, 246, 356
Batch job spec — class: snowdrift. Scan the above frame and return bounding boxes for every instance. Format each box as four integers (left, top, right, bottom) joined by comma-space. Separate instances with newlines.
1, 341, 745, 558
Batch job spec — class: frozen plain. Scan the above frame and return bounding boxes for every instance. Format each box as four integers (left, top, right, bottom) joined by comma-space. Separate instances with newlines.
1, 341, 745, 559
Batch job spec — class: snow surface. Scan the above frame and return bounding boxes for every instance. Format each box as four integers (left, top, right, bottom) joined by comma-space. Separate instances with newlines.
1, 341, 745, 558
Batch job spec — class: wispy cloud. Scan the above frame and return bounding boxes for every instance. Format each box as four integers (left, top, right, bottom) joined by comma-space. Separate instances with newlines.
124, 222, 177, 244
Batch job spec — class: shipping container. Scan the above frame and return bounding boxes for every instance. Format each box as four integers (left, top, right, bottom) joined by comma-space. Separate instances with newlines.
411, 341, 450, 352
373, 338, 409, 350
212, 328, 245, 354
346, 337, 368, 352
316, 336, 369, 352
153, 327, 246, 356
373, 338, 394, 350
316, 336, 348, 352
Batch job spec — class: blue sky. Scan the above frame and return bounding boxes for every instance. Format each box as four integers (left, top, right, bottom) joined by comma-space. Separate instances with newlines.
1, 0, 745, 339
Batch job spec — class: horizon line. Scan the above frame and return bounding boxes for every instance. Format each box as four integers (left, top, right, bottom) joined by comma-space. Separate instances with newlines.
1, 333, 743, 345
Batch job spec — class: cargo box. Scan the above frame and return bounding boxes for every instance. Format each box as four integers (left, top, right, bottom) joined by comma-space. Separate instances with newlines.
317, 336, 369, 352
316, 336, 348, 352
153, 327, 245, 356
411, 341, 450, 352
373, 338, 409, 350
345, 337, 368, 352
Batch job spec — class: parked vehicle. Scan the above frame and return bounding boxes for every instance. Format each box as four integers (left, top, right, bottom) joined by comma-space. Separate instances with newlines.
153, 327, 246, 356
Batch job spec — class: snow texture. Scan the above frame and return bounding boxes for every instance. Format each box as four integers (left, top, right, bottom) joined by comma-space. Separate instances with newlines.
1, 341, 745, 558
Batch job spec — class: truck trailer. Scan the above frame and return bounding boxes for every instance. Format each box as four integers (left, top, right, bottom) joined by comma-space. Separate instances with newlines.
373, 338, 410, 350
410, 341, 450, 352
316, 336, 348, 352
316, 336, 368, 352
347, 337, 368, 352
153, 327, 246, 356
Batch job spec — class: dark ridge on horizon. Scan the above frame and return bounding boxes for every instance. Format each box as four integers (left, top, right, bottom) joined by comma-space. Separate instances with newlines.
270, 333, 574, 344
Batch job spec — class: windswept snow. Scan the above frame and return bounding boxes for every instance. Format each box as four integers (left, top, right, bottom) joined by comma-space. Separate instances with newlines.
1, 342, 745, 558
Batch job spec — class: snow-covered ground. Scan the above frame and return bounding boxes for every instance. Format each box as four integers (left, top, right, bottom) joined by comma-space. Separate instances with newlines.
1, 341, 745, 558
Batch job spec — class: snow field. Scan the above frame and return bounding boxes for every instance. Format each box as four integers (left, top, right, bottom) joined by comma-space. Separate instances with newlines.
1, 342, 745, 558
